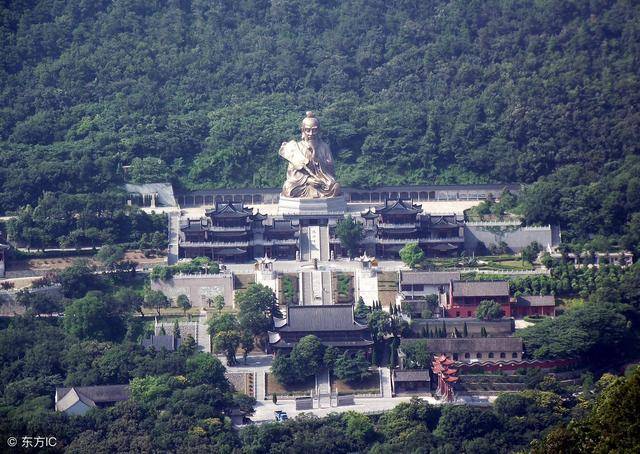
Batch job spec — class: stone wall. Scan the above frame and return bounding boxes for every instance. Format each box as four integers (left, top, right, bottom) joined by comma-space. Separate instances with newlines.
464, 222, 559, 253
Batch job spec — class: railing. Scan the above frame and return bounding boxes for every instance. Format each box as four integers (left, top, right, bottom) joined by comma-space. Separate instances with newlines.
378, 223, 418, 229
181, 241, 250, 247
376, 237, 464, 244
254, 239, 298, 245
181, 239, 298, 247
208, 225, 250, 232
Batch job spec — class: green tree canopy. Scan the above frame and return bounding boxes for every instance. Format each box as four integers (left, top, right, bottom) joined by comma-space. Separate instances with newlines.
399, 243, 425, 269
63, 291, 125, 342
335, 216, 364, 258
476, 300, 504, 320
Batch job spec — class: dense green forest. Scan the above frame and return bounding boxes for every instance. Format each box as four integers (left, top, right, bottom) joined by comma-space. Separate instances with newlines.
0, 0, 639, 244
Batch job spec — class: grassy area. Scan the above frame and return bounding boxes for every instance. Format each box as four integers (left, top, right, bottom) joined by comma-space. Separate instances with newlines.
425, 254, 537, 272
279, 274, 299, 305
332, 371, 380, 395
335, 272, 354, 303
558, 297, 586, 312
265, 373, 314, 397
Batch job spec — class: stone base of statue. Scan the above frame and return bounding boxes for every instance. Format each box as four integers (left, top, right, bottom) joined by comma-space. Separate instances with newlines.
277, 195, 347, 216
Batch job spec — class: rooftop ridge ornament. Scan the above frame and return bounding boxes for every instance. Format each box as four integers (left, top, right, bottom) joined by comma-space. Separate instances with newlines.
278, 111, 341, 199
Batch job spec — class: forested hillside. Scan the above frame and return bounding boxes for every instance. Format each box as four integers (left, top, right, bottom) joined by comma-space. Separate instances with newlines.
1, 0, 639, 244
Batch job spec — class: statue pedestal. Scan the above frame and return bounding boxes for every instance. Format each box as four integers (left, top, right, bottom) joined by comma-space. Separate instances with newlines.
277, 195, 347, 216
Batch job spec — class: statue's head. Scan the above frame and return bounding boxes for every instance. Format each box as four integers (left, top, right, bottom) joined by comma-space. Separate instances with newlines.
300, 111, 319, 141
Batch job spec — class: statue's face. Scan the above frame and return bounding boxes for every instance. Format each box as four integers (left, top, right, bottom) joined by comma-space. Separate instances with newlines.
301, 118, 319, 140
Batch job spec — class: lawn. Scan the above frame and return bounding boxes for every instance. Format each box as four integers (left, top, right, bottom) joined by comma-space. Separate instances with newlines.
335, 272, 354, 303
332, 371, 380, 395
265, 373, 315, 397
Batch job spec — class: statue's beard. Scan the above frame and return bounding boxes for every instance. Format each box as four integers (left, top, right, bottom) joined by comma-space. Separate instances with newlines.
302, 134, 318, 144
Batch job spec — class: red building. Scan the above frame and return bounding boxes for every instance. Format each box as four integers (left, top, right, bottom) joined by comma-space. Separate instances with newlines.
446, 280, 511, 317
512, 295, 556, 317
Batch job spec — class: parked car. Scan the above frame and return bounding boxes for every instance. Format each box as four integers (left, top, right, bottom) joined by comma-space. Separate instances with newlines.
274, 410, 288, 422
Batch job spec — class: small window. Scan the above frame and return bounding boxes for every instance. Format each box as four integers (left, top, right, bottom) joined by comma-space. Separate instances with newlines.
453, 353, 458, 360
488, 352, 494, 359
464, 353, 470, 359
476, 353, 482, 359
512, 352, 518, 359
467, 311, 472, 317
500, 352, 506, 359
456, 312, 460, 317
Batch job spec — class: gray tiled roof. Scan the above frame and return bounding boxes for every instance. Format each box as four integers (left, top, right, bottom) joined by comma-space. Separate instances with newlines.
56, 385, 130, 404
278, 304, 367, 332
401, 337, 522, 352
452, 280, 510, 297
515, 295, 555, 307
400, 271, 460, 285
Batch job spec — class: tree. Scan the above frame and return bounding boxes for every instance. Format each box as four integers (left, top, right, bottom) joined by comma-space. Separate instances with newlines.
176, 294, 192, 316
185, 354, 228, 389
323, 347, 340, 369
476, 300, 504, 320
367, 310, 391, 342
518, 302, 632, 361
95, 244, 125, 270
211, 294, 226, 312
272, 335, 325, 385
208, 312, 242, 365
144, 289, 170, 316
271, 354, 302, 386
522, 241, 542, 264
112, 287, 144, 316
130, 375, 174, 404
213, 330, 241, 366
401, 340, 431, 369
334, 352, 370, 382
399, 243, 425, 269
291, 335, 325, 376
56, 260, 99, 298
63, 291, 125, 341
16, 290, 62, 316
534, 368, 640, 454
128, 157, 172, 184
237, 284, 280, 337
335, 216, 364, 258
354, 297, 370, 320
240, 330, 254, 364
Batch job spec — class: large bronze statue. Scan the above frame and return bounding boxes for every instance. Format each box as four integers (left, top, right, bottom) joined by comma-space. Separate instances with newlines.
279, 111, 341, 198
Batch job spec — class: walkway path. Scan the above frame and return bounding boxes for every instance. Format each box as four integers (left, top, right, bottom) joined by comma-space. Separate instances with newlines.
380, 368, 392, 397
167, 210, 180, 265
316, 369, 331, 408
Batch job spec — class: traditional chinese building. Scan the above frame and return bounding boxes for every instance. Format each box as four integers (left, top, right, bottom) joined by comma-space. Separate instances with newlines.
179, 202, 298, 262
55, 385, 130, 415
398, 271, 461, 316
354, 199, 465, 259
512, 295, 556, 317
268, 304, 373, 353
446, 280, 511, 317
400, 337, 523, 364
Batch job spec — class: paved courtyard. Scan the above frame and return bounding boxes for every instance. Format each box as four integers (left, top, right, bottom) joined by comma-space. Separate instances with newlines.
224, 355, 495, 424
